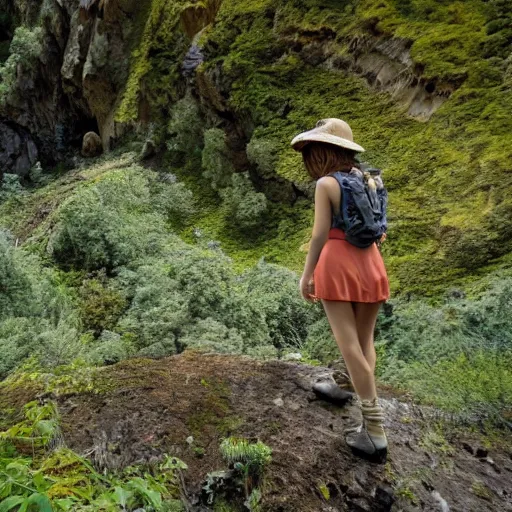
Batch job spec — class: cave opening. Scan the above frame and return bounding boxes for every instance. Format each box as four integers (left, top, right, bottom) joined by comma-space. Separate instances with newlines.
0, 12, 14, 63
425, 81, 436, 94
68, 116, 101, 151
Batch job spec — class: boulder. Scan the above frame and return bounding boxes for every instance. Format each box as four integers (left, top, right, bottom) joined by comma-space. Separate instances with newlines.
81, 131, 103, 157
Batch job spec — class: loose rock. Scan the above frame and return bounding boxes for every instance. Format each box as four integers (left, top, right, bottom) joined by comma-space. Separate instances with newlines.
81, 131, 103, 157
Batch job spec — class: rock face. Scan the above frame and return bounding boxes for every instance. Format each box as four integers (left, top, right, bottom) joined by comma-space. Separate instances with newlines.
0, 0, 147, 174
0, 119, 38, 180
3, 352, 508, 512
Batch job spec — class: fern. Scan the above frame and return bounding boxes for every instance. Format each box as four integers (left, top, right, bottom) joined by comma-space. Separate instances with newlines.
219, 438, 272, 471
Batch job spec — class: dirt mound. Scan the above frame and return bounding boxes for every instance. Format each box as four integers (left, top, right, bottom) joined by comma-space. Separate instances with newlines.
4, 352, 511, 511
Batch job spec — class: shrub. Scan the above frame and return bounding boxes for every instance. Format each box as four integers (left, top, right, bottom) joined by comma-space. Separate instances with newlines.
150, 174, 195, 225
246, 137, 279, 178
397, 351, 512, 423
179, 318, 245, 354
166, 94, 204, 160
376, 279, 512, 422
47, 169, 166, 271
0, 303, 82, 378
202, 128, 234, 190
0, 231, 84, 376
0, 174, 24, 203
302, 317, 338, 363
0, 26, 42, 104
220, 173, 268, 229
239, 259, 320, 349
85, 330, 133, 366
79, 275, 127, 335
115, 260, 190, 355
0, 231, 33, 318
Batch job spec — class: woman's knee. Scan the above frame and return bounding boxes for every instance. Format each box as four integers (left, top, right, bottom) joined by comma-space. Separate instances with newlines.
342, 346, 372, 370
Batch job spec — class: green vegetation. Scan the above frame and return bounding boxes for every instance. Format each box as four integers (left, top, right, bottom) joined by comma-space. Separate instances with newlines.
375, 279, 512, 423
215, 438, 272, 511
0, 156, 323, 376
115, 0, 188, 122
0, 144, 511, 424
0, 5, 511, 509
0, 26, 42, 104
0, 401, 187, 511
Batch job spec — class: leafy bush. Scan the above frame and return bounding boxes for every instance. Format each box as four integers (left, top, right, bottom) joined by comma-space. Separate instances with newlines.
202, 128, 234, 191
85, 330, 133, 366
376, 279, 512, 422
220, 173, 268, 229
239, 259, 320, 349
180, 318, 245, 354
246, 137, 279, 178
0, 174, 24, 203
150, 174, 195, 225
0, 26, 42, 104
115, 266, 188, 356
0, 231, 82, 377
301, 317, 338, 363
166, 93, 203, 160
47, 168, 166, 271
0, 231, 33, 318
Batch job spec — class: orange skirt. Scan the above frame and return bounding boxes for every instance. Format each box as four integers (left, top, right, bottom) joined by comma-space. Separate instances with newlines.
313, 228, 390, 303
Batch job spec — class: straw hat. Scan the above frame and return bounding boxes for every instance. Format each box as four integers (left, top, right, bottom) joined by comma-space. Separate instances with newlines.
291, 118, 365, 153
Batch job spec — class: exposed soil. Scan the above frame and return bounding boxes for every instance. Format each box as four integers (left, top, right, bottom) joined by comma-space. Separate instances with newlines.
2, 352, 512, 511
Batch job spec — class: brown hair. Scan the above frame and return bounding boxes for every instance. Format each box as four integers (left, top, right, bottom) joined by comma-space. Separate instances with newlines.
302, 142, 358, 180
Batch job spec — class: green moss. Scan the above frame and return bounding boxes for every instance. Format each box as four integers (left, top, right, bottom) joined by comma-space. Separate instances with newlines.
395, 484, 419, 505
186, 377, 244, 440
419, 428, 455, 456
471, 480, 493, 500
116, 0, 190, 123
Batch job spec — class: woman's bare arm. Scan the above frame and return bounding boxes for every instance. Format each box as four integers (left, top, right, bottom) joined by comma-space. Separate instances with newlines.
300, 178, 332, 300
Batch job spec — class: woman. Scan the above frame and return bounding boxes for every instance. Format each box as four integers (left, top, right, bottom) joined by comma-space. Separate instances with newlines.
292, 118, 390, 463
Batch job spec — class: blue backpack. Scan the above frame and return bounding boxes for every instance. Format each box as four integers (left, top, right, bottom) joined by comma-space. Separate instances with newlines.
329, 167, 388, 248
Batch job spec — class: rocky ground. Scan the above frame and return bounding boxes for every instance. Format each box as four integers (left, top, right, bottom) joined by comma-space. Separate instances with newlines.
3, 352, 510, 511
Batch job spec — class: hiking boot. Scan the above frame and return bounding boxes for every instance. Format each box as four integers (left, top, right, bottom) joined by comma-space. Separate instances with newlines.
342, 395, 363, 435
345, 397, 387, 464
312, 381, 353, 405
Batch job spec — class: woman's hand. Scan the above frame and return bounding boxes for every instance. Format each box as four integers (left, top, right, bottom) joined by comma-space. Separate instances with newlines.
300, 275, 317, 303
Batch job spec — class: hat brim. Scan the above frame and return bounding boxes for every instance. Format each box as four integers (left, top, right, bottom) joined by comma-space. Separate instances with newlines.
291, 131, 365, 153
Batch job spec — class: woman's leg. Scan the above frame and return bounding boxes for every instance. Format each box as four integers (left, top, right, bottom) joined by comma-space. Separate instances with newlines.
321, 300, 377, 401
353, 301, 382, 373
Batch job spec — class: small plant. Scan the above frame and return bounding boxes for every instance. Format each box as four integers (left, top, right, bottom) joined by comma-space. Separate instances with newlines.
29, 162, 51, 186
220, 438, 272, 471
0, 399, 188, 511
219, 437, 271, 510
471, 480, 493, 500
0, 401, 60, 454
